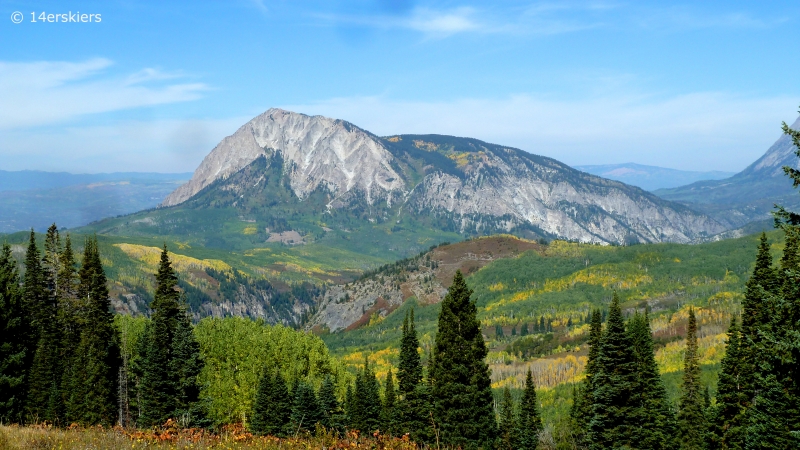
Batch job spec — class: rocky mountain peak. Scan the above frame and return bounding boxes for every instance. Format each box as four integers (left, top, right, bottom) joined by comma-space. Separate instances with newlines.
162, 108, 406, 207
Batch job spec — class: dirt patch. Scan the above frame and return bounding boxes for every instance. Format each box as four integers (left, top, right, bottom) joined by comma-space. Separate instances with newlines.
432, 236, 543, 288
266, 230, 305, 245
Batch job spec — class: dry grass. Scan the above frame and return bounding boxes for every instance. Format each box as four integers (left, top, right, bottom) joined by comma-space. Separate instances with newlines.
0, 422, 423, 450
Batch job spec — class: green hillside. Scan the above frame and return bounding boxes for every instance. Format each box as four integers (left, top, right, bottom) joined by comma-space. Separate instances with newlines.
1, 229, 403, 324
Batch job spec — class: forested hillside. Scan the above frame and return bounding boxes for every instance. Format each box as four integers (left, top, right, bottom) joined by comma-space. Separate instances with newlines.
320, 231, 770, 428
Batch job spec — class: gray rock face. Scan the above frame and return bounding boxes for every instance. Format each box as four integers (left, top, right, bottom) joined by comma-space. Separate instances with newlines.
403, 148, 722, 244
163, 109, 725, 244
163, 108, 406, 207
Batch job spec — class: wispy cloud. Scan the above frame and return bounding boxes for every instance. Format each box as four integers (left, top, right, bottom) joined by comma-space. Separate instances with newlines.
315, 2, 788, 39
285, 92, 799, 172
406, 7, 481, 35
0, 59, 208, 129
316, 6, 484, 38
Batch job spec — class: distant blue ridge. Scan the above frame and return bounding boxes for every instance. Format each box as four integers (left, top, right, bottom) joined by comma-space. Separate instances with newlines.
0, 170, 193, 192
574, 163, 735, 192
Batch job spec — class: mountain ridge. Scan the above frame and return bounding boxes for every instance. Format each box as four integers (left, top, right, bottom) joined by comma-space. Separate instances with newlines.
158, 108, 724, 245
575, 163, 734, 191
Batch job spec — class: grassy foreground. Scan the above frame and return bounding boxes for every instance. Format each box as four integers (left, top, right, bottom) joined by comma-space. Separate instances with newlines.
0, 423, 421, 450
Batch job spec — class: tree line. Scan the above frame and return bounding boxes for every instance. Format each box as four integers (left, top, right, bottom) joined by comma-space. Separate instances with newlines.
0, 226, 205, 428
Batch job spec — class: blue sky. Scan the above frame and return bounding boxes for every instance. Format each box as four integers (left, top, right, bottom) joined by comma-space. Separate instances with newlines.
1, 0, 798, 173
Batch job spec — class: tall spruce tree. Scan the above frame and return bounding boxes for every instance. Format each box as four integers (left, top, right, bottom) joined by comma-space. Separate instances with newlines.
627, 311, 673, 450
398, 308, 423, 394
497, 387, 519, 450
137, 245, 203, 427
318, 374, 345, 433
571, 308, 602, 445
429, 270, 497, 450
170, 308, 204, 427
677, 308, 706, 450
0, 243, 29, 423
63, 237, 120, 425
345, 383, 354, 429
742, 225, 800, 448
349, 359, 382, 433
290, 381, 322, 434
709, 315, 746, 450
588, 293, 637, 450
519, 369, 542, 450
396, 308, 432, 443
251, 369, 292, 436
250, 369, 275, 435
57, 235, 81, 364
25, 229, 63, 423
381, 371, 397, 435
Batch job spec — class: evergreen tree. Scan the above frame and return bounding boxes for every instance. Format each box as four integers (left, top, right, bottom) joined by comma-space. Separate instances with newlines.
41, 225, 60, 303
57, 235, 81, 360
0, 243, 29, 423
677, 308, 706, 450
743, 225, 800, 448
398, 308, 423, 395
290, 381, 322, 434
251, 370, 292, 436
396, 308, 432, 443
521, 322, 529, 336
588, 293, 637, 449
709, 315, 746, 450
498, 387, 519, 450
318, 374, 345, 433
627, 311, 673, 450
345, 383, 354, 428
741, 111, 800, 448
382, 371, 397, 435
63, 237, 120, 425
495, 324, 504, 339
429, 270, 497, 449
137, 245, 202, 427
519, 369, 542, 450
350, 359, 382, 433
25, 229, 63, 423
539, 316, 545, 333
250, 369, 274, 435
571, 309, 601, 445
170, 308, 205, 427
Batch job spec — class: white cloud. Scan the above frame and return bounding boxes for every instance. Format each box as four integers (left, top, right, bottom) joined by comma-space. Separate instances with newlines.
284, 93, 799, 172
406, 7, 481, 35
0, 59, 208, 129
316, 6, 490, 38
